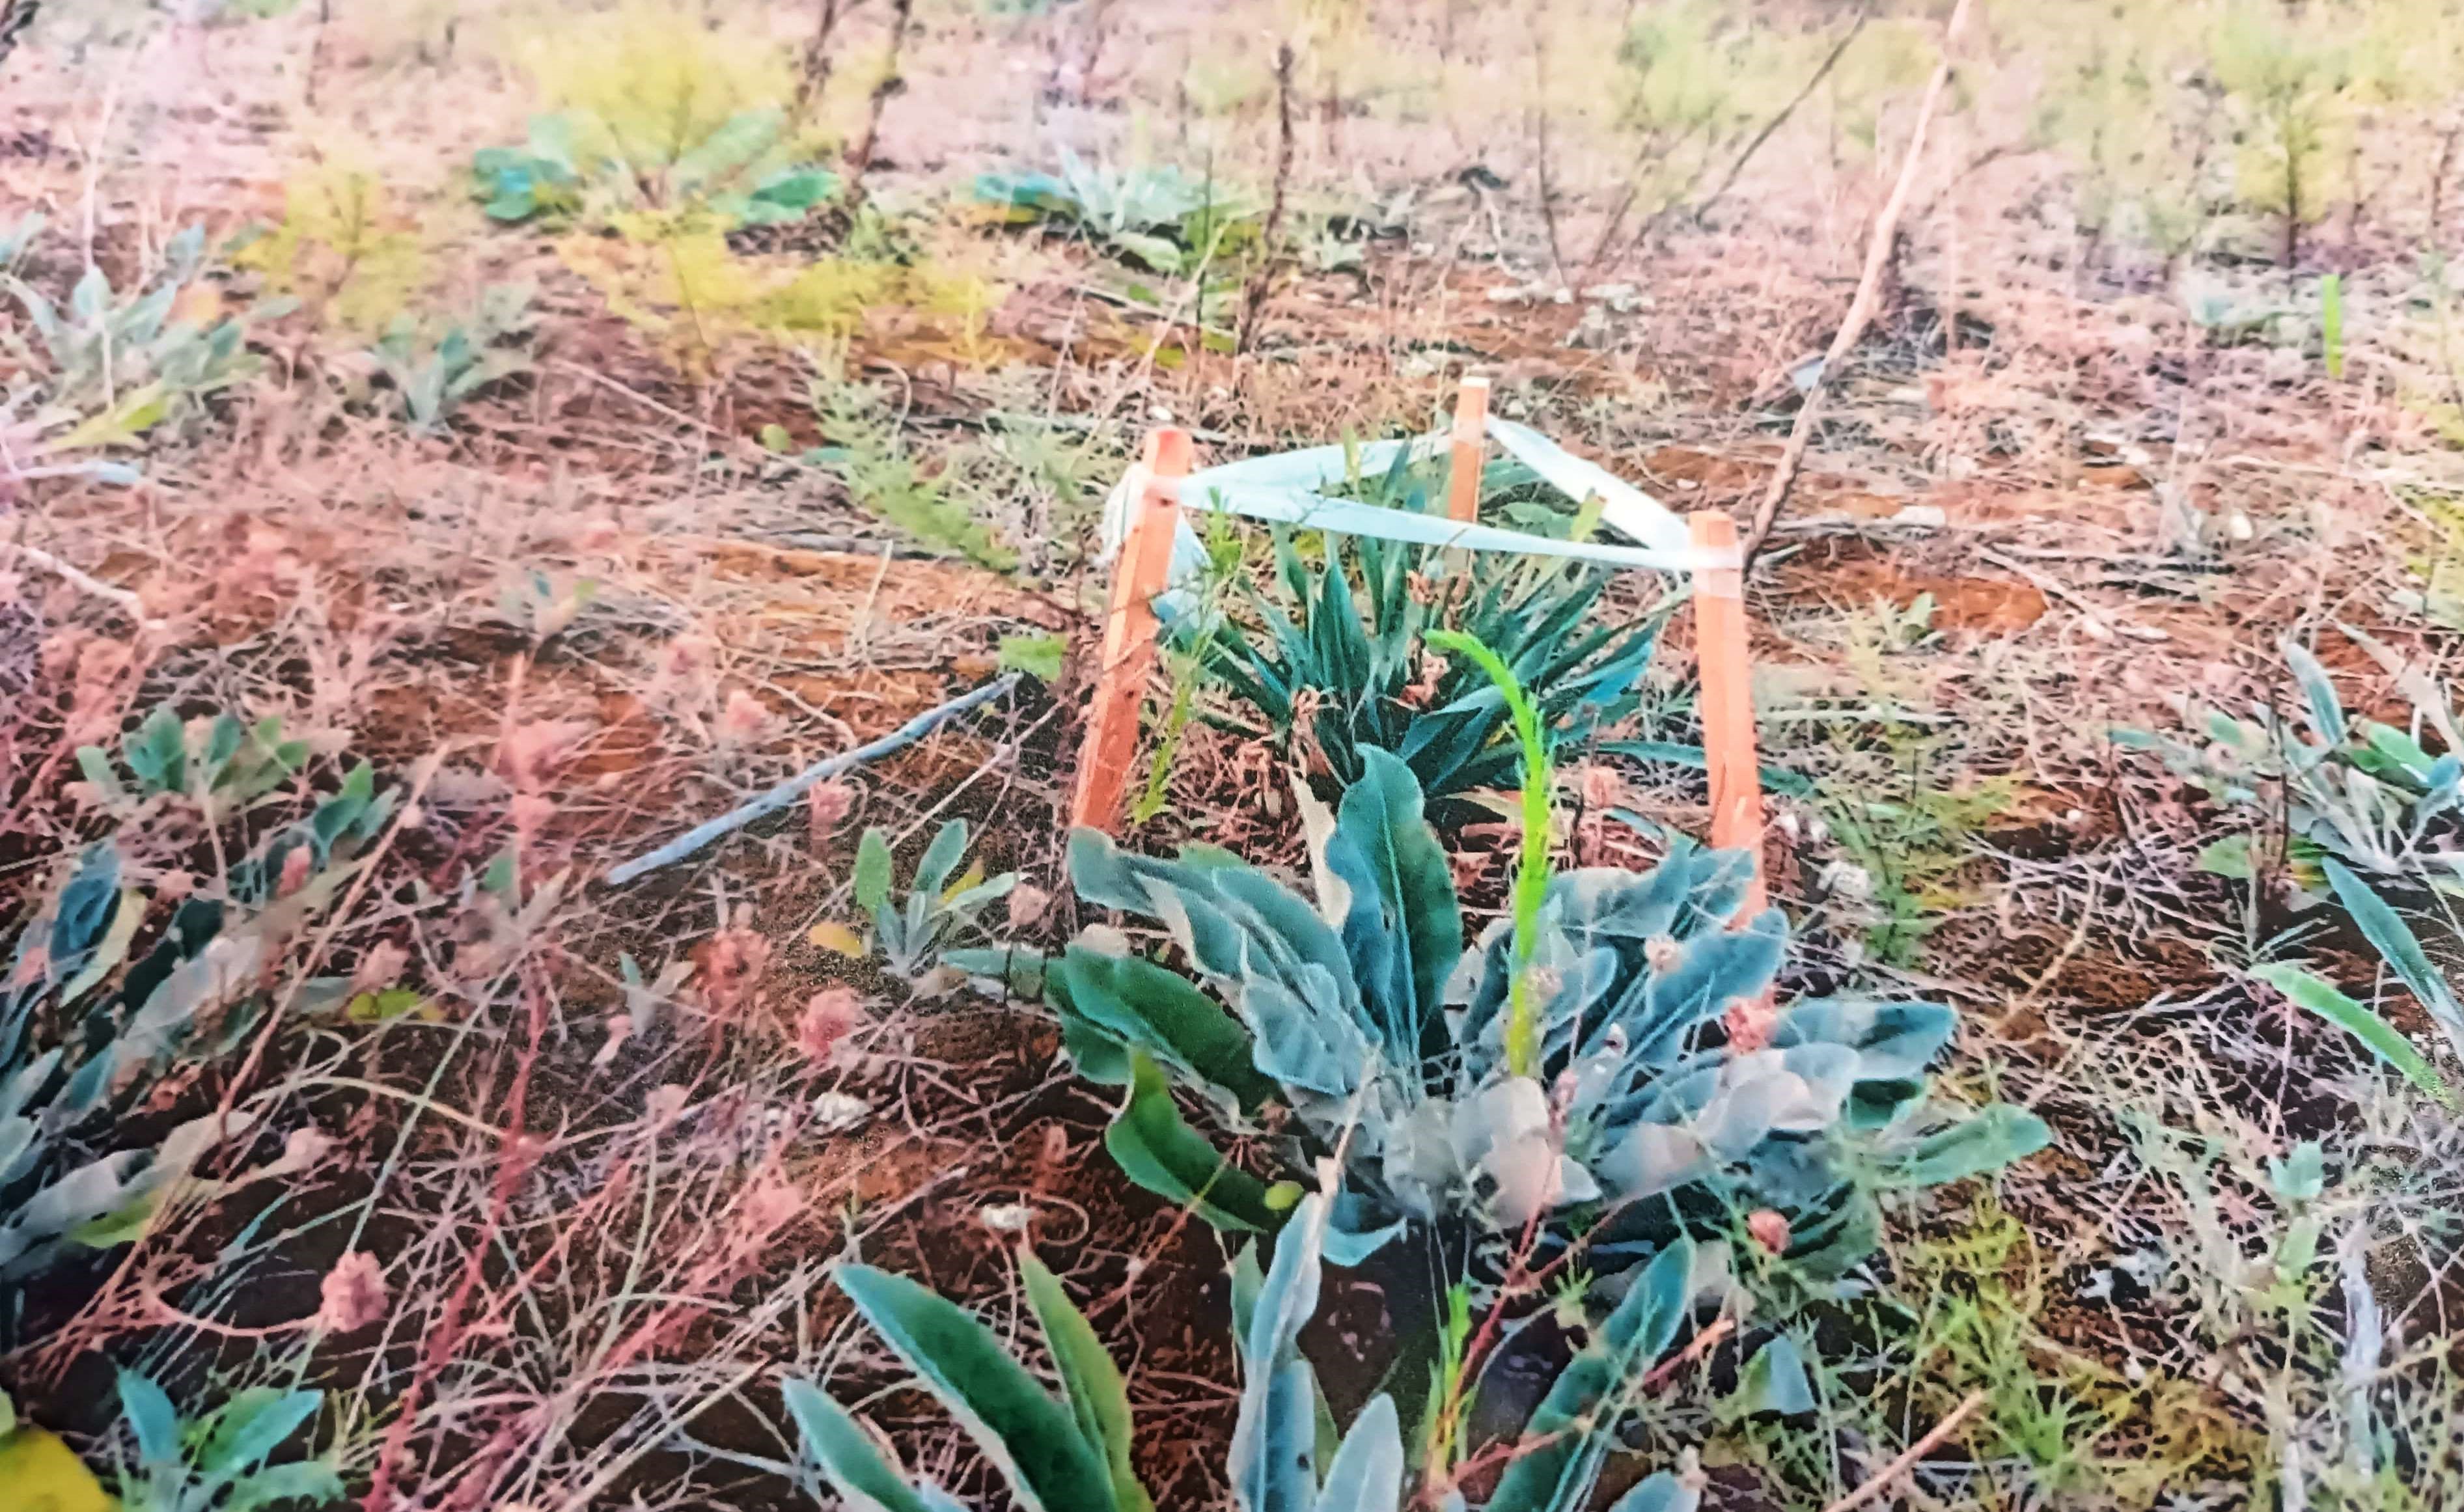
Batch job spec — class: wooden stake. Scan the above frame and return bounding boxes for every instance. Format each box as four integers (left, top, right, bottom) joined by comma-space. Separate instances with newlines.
1689, 511, 1766, 916
1446, 374, 1490, 523
1070, 428, 1193, 834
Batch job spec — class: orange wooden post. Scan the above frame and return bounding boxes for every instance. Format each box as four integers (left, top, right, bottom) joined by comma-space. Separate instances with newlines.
1446, 374, 1490, 523
1070, 428, 1193, 834
1689, 511, 1767, 917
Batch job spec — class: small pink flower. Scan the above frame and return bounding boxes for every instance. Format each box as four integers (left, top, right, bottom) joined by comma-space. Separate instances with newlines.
277, 845, 313, 897
1747, 1209, 1791, 1256
314, 1251, 389, 1334
807, 780, 856, 846
716, 690, 773, 746
795, 987, 864, 1062
352, 940, 411, 995
695, 929, 773, 1017
1006, 883, 1051, 931
1723, 995, 1778, 1055
497, 719, 592, 791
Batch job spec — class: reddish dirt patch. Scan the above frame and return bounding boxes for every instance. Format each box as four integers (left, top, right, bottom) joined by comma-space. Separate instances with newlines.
1783, 551, 2049, 632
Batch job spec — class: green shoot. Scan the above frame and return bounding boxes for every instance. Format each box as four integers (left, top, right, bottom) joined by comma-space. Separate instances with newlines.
2321, 271, 2345, 378
1426, 627, 1552, 1079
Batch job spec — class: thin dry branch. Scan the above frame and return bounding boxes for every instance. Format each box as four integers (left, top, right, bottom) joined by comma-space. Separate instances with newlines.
1822, 1390, 1988, 1512
1742, 0, 1973, 564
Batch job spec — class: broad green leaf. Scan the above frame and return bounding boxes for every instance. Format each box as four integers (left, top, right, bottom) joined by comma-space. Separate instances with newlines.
1057, 948, 1277, 1110
116, 1369, 180, 1468
2321, 857, 2464, 1044
2252, 964, 2454, 1105
2196, 834, 2255, 879
914, 821, 971, 899
1881, 1106, 2053, 1188
1105, 1053, 1280, 1233
854, 828, 895, 914
57, 890, 143, 1008
835, 1264, 1119, 1512
782, 1379, 944, 1512
1020, 1251, 1152, 1512
1231, 1194, 1330, 1512
1321, 750, 1462, 1065
999, 633, 1068, 683
197, 1387, 322, 1483
1488, 1239, 1695, 1512
1727, 1335, 1816, 1418
0, 1427, 113, 1512
1311, 1394, 1404, 1512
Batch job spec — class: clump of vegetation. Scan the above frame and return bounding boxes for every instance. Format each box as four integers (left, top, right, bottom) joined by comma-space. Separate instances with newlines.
790, 1196, 1714, 1512
1183, 452, 1669, 814
476, 4, 836, 231
367, 281, 536, 435
6, 710, 390, 1299
230, 164, 430, 337
4, 221, 283, 469
2124, 638, 2464, 1097
976, 147, 1258, 275
1003, 750, 2043, 1288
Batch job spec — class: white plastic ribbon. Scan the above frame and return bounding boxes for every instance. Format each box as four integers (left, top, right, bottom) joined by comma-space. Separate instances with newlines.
1095, 422, 1732, 616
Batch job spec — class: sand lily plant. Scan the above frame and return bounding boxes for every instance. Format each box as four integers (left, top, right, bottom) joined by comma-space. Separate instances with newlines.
1038, 749, 2045, 1275
786, 1195, 1709, 1512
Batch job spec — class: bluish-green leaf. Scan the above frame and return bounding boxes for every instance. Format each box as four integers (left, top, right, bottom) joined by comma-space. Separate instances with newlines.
2322, 857, 2464, 1045
116, 1369, 180, 1468
2283, 639, 2347, 748
1312, 1394, 1404, 1512
1488, 1239, 1695, 1512
1322, 750, 1462, 1065
835, 1264, 1119, 1512
782, 1379, 945, 1512
2253, 963, 2454, 1105
197, 1386, 322, 1481
1021, 1251, 1152, 1512
1105, 1052, 1280, 1232
1881, 1105, 2052, 1188
1231, 1194, 1331, 1512
1728, 1335, 1815, 1418
1058, 948, 1277, 1110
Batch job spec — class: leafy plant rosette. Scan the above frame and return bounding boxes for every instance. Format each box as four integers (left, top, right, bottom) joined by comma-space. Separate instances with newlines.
785, 1192, 1711, 1512
2, 710, 394, 1294
2116, 635, 2464, 894
965, 750, 2047, 1286
1176, 448, 1670, 818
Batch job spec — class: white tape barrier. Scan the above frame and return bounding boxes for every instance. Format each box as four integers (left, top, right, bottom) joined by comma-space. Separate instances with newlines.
1096, 420, 1733, 613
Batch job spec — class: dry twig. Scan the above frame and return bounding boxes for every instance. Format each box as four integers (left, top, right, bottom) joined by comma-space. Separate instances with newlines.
1822, 1390, 1988, 1512
1743, 0, 1973, 564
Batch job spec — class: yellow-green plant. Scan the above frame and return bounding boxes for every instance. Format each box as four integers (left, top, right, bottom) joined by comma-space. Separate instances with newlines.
2212, 0, 2360, 269
2027, 5, 2215, 269
231, 163, 428, 337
